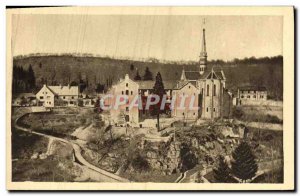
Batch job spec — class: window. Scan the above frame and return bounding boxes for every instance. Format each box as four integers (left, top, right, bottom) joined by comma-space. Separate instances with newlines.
126, 90, 129, 95
63, 96, 65, 99
193, 113, 196, 115
131, 91, 133, 95
253, 95, 256, 98
126, 107, 129, 111
201, 88, 204, 95
213, 108, 216, 112
72, 96, 74, 99
126, 83, 128, 87
247, 95, 250, 98
213, 84, 216, 96
40, 96, 43, 99
45, 92, 47, 94
70, 101, 73, 104
241, 95, 244, 98
49, 102, 51, 104
207, 84, 209, 96
189, 86, 191, 89
122, 91, 124, 95
182, 112, 185, 116
206, 107, 209, 112
260, 95, 264, 99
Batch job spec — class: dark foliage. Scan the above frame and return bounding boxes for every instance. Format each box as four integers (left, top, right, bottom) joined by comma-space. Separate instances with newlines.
130, 64, 135, 71
180, 143, 198, 172
213, 155, 237, 183
95, 83, 105, 93
134, 70, 142, 80
12, 65, 36, 93
143, 66, 153, 81
232, 107, 244, 119
131, 154, 150, 172
152, 72, 166, 131
231, 142, 258, 182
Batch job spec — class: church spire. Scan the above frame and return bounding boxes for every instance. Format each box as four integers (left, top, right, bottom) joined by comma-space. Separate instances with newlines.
199, 18, 207, 75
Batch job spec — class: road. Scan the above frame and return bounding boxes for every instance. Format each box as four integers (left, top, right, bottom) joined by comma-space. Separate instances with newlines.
14, 111, 129, 182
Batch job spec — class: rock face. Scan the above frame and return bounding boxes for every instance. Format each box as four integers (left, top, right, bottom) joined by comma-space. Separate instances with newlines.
144, 141, 181, 175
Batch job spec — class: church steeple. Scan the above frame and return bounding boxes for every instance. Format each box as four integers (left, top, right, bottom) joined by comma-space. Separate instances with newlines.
199, 19, 207, 75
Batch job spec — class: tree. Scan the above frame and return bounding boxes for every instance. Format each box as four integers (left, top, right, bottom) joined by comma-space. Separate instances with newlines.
27, 64, 36, 90
134, 70, 142, 81
130, 64, 134, 71
180, 143, 198, 172
231, 142, 258, 182
152, 72, 165, 131
213, 155, 236, 183
70, 81, 78, 86
143, 67, 153, 81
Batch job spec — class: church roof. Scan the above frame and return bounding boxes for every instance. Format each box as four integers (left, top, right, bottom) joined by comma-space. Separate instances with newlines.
184, 71, 201, 80
183, 68, 225, 81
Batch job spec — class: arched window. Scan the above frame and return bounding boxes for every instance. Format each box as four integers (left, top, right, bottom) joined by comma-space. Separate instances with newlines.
207, 84, 210, 96
126, 90, 129, 95
213, 84, 216, 96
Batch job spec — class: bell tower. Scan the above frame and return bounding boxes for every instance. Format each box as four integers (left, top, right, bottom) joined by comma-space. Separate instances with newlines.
199, 19, 207, 75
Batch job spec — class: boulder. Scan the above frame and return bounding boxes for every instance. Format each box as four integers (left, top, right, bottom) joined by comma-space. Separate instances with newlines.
39, 153, 48, 160
31, 152, 39, 159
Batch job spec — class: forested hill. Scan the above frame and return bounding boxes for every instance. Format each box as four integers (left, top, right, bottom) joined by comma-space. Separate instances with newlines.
13, 55, 283, 100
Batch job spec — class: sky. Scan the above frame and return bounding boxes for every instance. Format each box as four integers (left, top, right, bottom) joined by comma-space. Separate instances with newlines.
11, 14, 283, 61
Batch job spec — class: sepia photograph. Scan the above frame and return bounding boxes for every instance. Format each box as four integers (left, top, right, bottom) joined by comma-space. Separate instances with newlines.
6, 6, 294, 190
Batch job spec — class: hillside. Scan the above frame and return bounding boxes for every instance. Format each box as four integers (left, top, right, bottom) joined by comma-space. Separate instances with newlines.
12, 55, 283, 100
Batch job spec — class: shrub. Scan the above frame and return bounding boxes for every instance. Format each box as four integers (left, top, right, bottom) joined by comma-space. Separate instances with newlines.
131, 154, 150, 172
232, 107, 244, 119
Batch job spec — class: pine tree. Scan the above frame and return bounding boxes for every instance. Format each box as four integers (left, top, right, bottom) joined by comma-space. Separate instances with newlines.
152, 72, 165, 131
231, 142, 258, 182
143, 67, 153, 81
134, 70, 142, 80
130, 64, 134, 71
213, 155, 236, 183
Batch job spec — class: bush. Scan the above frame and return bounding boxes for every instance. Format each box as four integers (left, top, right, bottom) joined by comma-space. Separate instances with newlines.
265, 114, 283, 124
232, 107, 244, 119
131, 154, 150, 172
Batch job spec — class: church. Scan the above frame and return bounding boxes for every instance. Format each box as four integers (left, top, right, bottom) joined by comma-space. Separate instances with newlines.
174, 27, 232, 120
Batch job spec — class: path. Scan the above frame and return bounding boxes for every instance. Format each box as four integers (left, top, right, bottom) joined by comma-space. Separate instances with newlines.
13, 110, 129, 182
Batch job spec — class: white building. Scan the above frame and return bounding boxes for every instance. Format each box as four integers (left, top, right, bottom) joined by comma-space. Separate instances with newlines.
36, 84, 79, 107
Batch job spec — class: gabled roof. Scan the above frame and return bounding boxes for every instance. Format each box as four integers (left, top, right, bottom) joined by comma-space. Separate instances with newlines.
199, 69, 226, 80
238, 86, 267, 91
184, 71, 201, 81
47, 85, 79, 96
182, 67, 225, 81
173, 80, 197, 90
